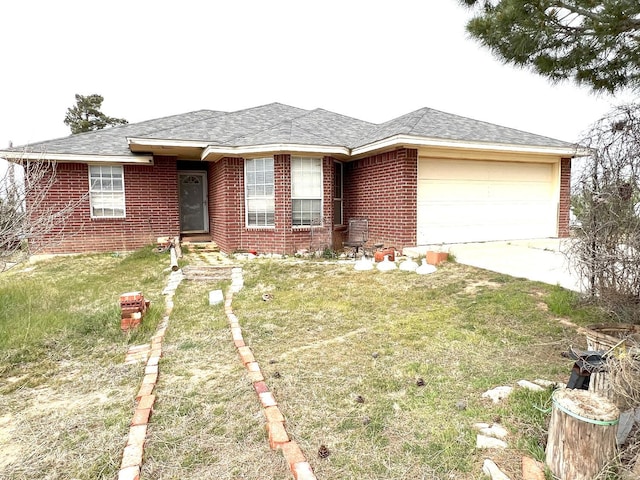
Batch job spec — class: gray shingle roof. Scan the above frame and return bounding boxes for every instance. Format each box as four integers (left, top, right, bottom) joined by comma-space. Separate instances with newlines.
355, 107, 572, 148
4, 102, 574, 158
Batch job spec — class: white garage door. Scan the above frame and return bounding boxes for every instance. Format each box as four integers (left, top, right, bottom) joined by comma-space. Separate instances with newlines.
417, 158, 557, 244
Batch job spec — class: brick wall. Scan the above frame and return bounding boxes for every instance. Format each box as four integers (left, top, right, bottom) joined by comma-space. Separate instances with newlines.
29, 157, 180, 254
343, 148, 418, 251
558, 157, 571, 238
210, 155, 334, 254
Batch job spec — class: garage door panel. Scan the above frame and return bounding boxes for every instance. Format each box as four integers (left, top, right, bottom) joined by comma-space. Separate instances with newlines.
417, 158, 557, 244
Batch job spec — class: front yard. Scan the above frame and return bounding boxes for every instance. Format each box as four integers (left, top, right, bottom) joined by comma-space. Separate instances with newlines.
0, 249, 595, 479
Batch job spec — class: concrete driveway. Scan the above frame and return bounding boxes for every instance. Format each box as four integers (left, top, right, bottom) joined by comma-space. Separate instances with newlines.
406, 239, 582, 291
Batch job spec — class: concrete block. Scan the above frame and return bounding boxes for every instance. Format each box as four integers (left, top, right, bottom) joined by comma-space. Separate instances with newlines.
209, 289, 224, 305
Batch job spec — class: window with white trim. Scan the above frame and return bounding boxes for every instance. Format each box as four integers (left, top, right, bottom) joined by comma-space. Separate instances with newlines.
245, 157, 275, 227
291, 156, 322, 226
89, 165, 125, 218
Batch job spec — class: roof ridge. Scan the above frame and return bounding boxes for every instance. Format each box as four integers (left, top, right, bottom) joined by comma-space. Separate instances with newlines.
221, 105, 313, 145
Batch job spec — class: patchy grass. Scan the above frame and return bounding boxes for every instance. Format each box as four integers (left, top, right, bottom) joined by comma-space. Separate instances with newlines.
227, 260, 591, 479
0, 247, 168, 479
0, 252, 612, 479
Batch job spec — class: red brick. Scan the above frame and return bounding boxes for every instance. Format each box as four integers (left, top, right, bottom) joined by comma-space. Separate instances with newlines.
292, 461, 316, 480
136, 383, 154, 401
137, 394, 155, 410
118, 466, 140, 480
127, 424, 148, 447
238, 346, 255, 365
267, 421, 289, 449
281, 441, 306, 466
121, 443, 143, 468
131, 407, 151, 426
264, 405, 284, 423
254, 381, 269, 395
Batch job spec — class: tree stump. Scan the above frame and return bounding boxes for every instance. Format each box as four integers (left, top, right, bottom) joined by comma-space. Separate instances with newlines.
545, 389, 619, 480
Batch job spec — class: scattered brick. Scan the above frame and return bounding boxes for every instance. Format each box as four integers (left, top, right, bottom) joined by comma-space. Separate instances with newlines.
234, 339, 246, 348
145, 364, 159, 375
147, 356, 160, 367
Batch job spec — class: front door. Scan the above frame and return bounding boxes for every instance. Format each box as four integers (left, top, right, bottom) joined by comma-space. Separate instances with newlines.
178, 171, 209, 233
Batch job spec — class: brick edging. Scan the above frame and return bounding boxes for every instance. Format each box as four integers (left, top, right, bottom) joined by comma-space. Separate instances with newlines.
224, 272, 318, 480
118, 271, 183, 480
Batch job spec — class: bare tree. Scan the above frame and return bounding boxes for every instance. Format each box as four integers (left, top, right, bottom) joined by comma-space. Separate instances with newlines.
569, 103, 640, 319
0, 152, 82, 271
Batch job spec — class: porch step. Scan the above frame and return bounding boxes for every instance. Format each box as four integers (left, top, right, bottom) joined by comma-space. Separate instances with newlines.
181, 241, 220, 253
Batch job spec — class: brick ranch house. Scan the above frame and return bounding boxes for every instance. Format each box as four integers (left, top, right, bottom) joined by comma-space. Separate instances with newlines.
0, 103, 576, 255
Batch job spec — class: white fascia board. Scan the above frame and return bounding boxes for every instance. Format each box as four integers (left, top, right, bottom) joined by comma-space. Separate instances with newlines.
127, 137, 210, 149
351, 135, 584, 158
0, 151, 154, 164
201, 143, 350, 160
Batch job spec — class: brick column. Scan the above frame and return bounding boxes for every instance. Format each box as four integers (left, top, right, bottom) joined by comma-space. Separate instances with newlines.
558, 158, 571, 238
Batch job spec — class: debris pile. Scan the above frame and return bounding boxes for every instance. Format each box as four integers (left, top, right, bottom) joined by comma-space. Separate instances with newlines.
120, 291, 149, 331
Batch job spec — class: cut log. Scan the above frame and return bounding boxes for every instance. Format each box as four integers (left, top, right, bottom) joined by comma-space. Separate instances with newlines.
545, 389, 619, 480
173, 236, 182, 258
170, 245, 179, 272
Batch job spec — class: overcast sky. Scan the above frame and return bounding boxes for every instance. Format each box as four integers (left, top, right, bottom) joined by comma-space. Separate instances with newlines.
0, 0, 634, 150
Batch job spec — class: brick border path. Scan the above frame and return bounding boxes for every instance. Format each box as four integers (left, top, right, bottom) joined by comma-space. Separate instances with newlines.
118, 270, 183, 480
117, 266, 317, 479
225, 267, 317, 480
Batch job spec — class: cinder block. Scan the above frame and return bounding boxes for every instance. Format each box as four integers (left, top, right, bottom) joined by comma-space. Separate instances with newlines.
209, 289, 224, 305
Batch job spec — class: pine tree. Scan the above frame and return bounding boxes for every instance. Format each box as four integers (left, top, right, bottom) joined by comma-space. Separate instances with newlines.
460, 1, 640, 93
64, 94, 128, 134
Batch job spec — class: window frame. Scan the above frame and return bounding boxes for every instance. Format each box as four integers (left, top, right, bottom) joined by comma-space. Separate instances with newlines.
244, 157, 275, 228
291, 156, 323, 227
88, 165, 126, 219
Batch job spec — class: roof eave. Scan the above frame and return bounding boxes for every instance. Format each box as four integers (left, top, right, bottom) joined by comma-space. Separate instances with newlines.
201, 143, 351, 162
0, 151, 154, 165
351, 135, 585, 159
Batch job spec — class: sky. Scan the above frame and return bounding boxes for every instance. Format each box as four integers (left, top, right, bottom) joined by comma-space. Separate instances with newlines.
0, 0, 635, 150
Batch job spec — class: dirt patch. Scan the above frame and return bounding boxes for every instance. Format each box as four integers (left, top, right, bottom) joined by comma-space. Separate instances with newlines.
464, 280, 502, 295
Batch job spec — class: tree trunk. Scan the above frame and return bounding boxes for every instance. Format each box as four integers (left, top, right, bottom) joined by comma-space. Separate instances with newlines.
546, 389, 619, 480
